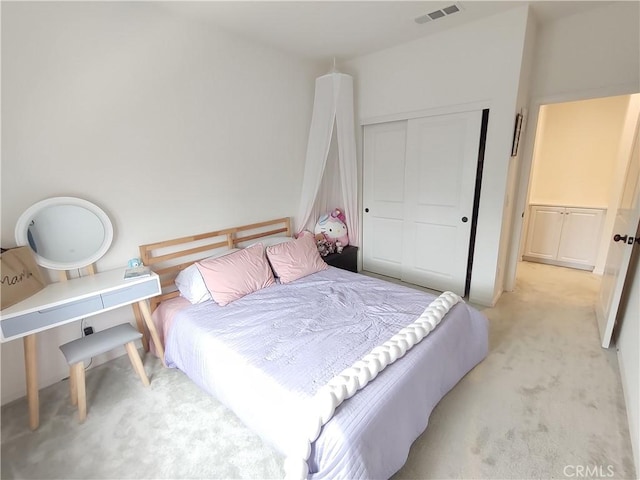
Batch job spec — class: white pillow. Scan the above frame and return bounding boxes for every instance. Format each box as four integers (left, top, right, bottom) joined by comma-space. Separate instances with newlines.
175, 249, 240, 304
249, 236, 294, 250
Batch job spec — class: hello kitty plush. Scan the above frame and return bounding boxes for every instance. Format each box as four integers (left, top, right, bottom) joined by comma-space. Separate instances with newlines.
314, 211, 349, 247
331, 208, 346, 224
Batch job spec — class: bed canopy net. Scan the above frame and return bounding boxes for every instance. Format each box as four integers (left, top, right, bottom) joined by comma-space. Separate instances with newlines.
295, 71, 359, 247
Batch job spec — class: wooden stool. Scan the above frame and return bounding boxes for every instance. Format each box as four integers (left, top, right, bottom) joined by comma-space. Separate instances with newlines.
59, 323, 149, 422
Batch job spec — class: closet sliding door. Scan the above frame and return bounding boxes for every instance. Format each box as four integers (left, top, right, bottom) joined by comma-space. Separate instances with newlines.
362, 120, 408, 278
401, 111, 482, 293
363, 110, 483, 295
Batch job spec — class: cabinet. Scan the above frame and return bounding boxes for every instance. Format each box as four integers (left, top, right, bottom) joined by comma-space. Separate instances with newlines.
523, 205, 605, 270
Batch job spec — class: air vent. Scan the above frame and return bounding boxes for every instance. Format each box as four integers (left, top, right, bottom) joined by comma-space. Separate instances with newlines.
442, 4, 460, 15
414, 3, 463, 24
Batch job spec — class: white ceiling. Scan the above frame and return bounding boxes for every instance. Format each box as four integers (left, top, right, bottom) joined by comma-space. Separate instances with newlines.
158, 1, 609, 62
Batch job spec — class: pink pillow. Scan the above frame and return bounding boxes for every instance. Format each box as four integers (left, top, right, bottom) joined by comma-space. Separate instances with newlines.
266, 234, 328, 284
196, 243, 275, 306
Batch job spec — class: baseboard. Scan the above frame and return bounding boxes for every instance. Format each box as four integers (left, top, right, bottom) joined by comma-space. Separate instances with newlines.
522, 256, 594, 271
491, 289, 503, 307
468, 289, 500, 308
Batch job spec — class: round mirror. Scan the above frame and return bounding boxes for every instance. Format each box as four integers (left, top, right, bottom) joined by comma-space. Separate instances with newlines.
15, 197, 113, 270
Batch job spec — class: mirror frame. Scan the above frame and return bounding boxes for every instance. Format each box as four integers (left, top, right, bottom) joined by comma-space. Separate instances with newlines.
15, 197, 114, 271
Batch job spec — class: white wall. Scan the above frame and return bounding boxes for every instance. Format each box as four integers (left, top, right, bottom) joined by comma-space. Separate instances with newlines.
529, 96, 630, 208
529, 1, 640, 101
0, 2, 321, 404
345, 6, 531, 306
494, 9, 537, 299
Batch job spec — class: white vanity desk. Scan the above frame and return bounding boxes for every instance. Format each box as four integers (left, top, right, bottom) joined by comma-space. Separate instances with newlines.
0, 268, 164, 430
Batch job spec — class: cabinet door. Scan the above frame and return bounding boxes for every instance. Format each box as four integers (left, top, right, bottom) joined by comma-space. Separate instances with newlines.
557, 208, 604, 266
524, 206, 564, 260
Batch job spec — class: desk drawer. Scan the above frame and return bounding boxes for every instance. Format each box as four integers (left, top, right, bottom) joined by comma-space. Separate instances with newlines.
1, 295, 103, 339
101, 278, 159, 308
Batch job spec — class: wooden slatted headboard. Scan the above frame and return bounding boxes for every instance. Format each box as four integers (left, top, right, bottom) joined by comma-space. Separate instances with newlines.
139, 217, 291, 312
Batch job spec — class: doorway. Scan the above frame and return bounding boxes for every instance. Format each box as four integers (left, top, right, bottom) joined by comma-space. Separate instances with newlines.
518, 94, 635, 275
505, 94, 640, 340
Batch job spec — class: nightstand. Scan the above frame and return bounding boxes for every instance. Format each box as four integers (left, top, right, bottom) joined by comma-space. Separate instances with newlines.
323, 245, 358, 272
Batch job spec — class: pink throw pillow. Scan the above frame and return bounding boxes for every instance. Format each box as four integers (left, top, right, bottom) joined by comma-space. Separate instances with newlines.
266, 234, 328, 284
196, 243, 275, 306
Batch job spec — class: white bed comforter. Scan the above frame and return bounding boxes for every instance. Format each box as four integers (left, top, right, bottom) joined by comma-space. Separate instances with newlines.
164, 267, 488, 479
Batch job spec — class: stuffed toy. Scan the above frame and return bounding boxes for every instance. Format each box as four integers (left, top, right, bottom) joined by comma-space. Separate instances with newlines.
315, 236, 335, 257
332, 208, 346, 224
298, 230, 333, 256
314, 209, 349, 248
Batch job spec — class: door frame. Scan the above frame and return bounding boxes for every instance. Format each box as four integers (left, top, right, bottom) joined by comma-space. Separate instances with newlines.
360, 100, 490, 127
465, 109, 490, 296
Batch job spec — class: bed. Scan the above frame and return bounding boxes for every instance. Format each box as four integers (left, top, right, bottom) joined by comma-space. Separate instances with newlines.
139, 218, 489, 480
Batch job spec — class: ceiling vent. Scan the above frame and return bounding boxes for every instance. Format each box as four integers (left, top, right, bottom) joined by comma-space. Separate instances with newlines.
415, 3, 463, 24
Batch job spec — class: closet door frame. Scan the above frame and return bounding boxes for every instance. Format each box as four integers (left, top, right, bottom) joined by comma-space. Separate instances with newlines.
362, 104, 489, 296
360, 101, 490, 127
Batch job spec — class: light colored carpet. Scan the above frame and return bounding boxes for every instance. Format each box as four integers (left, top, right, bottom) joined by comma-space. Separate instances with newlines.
1, 262, 636, 479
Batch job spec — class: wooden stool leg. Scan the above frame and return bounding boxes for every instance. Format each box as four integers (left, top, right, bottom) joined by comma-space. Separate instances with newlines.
132, 303, 150, 352
125, 342, 150, 387
23, 334, 39, 431
73, 362, 87, 423
69, 367, 78, 406
137, 300, 165, 366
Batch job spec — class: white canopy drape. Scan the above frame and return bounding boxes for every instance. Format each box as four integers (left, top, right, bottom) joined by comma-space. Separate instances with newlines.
295, 73, 359, 246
